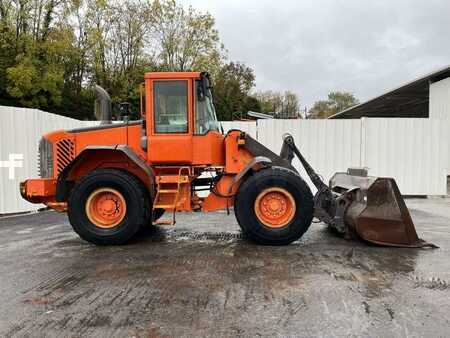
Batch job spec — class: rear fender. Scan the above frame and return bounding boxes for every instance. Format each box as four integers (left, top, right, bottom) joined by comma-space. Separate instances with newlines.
55, 145, 155, 202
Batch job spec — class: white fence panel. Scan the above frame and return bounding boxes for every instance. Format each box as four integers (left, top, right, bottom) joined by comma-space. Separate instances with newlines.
0, 106, 96, 214
362, 118, 449, 195
221, 121, 257, 139
430, 77, 450, 120
429, 78, 450, 175
258, 119, 362, 193
1, 107, 448, 214
446, 124, 450, 176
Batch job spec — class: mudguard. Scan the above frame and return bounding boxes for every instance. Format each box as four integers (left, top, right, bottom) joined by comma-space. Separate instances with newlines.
55, 145, 155, 202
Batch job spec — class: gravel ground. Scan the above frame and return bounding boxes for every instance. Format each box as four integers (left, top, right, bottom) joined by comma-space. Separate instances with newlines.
0, 197, 449, 337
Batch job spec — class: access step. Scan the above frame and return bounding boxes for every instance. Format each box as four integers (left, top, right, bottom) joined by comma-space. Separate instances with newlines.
153, 204, 177, 209
153, 220, 174, 226
156, 175, 189, 184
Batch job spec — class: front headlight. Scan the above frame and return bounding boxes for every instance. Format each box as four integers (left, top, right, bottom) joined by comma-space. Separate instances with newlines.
38, 138, 54, 178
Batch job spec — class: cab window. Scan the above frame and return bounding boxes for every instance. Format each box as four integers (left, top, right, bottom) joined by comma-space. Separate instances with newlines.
153, 80, 188, 133
194, 80, 221, 135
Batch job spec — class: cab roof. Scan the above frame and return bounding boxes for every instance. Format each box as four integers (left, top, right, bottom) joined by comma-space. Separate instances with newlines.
144, 72, 201, 80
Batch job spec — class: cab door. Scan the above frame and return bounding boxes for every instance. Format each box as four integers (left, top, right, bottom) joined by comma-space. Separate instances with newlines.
147, 79, 193, 164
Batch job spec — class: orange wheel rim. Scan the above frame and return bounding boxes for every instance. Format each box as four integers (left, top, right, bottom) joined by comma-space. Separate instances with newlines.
85, 188, 127, 229
254, 187, 296, 229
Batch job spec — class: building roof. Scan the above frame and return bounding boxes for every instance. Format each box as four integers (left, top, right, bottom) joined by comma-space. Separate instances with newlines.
329, 65, 450, 119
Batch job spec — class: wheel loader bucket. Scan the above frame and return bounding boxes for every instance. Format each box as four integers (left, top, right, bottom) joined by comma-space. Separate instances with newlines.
330, 170, 437, 248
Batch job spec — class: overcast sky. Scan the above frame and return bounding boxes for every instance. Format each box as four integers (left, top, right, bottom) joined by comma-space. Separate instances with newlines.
183, 0, 450, 109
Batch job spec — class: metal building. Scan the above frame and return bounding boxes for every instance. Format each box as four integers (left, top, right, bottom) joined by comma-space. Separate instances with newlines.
330, 65, 450, 119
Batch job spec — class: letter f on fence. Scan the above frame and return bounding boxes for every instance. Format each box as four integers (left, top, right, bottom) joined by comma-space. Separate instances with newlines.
0, 154, 24, 180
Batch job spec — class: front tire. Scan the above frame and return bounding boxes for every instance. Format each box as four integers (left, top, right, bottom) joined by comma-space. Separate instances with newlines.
234, 167, 314, 245
68, 169, 149, 245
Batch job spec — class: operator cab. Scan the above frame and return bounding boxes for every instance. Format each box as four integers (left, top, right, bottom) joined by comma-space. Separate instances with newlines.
142, 72, 224, 165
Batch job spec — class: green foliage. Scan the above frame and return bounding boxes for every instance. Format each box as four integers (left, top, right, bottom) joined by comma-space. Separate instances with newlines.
0, 0, 91, 117
0, 0, 307, 122
255, 90, 302, 119
0, 0, 236, 120
213, 62, 256, 120
150, 0, 225, 73
307, 100, 332, 119
6, 58, 37, 100
308, 91, 359, 119
7, 54, 65, 108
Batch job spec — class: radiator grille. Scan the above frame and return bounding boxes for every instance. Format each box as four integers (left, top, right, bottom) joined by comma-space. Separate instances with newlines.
38, 138, 53, 178
56, 138, 75, 174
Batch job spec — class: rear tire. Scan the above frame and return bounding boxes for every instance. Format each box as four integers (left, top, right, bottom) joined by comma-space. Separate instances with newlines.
68, 169, 149, 245
234, 167, 314, 245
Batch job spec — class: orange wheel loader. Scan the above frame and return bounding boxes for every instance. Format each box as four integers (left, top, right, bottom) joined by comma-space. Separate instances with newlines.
20, 72, 435, 247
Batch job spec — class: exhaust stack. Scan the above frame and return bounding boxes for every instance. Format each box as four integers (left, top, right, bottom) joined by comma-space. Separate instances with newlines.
94, 85, 112, 125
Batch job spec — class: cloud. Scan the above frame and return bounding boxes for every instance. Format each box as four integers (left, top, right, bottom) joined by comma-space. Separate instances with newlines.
183, 0, 450, 108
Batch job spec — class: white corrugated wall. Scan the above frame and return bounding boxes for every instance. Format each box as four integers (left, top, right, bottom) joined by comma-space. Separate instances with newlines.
0, 106, 448, 214
430, 77, 450, 119
361, 118, 449, 195
257, 119, 362, 193
257, 118, 449, 195
0, 107, 96, 214
429, 78, 450, 174
221, 121, 257, 139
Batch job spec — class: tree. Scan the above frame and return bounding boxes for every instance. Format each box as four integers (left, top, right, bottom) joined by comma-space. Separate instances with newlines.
255, 90, 302, 119
78, 0, 225, 118
150, 0, 224, 74
4, 0, 71, 109
85, 0, 155, 118
212, 61, 256, 120
0, 0, 262, 122
307, 100, 332, 119
255, 90, 282, 115
308, 91, 359, 119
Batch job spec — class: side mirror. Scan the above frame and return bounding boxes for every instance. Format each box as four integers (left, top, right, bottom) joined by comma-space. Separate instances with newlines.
119, 102, 131, 120
198, 72, 211, 101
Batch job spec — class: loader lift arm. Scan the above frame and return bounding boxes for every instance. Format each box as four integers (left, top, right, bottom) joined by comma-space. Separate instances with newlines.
279, 133, 437, 248
279, 134, 343, 230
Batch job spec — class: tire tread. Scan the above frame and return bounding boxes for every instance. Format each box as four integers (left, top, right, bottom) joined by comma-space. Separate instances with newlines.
234, 166, 314, 245
68, 168, 148, 245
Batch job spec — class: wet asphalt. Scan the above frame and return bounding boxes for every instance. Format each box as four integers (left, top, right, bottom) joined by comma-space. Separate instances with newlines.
0, 198, 449, 338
